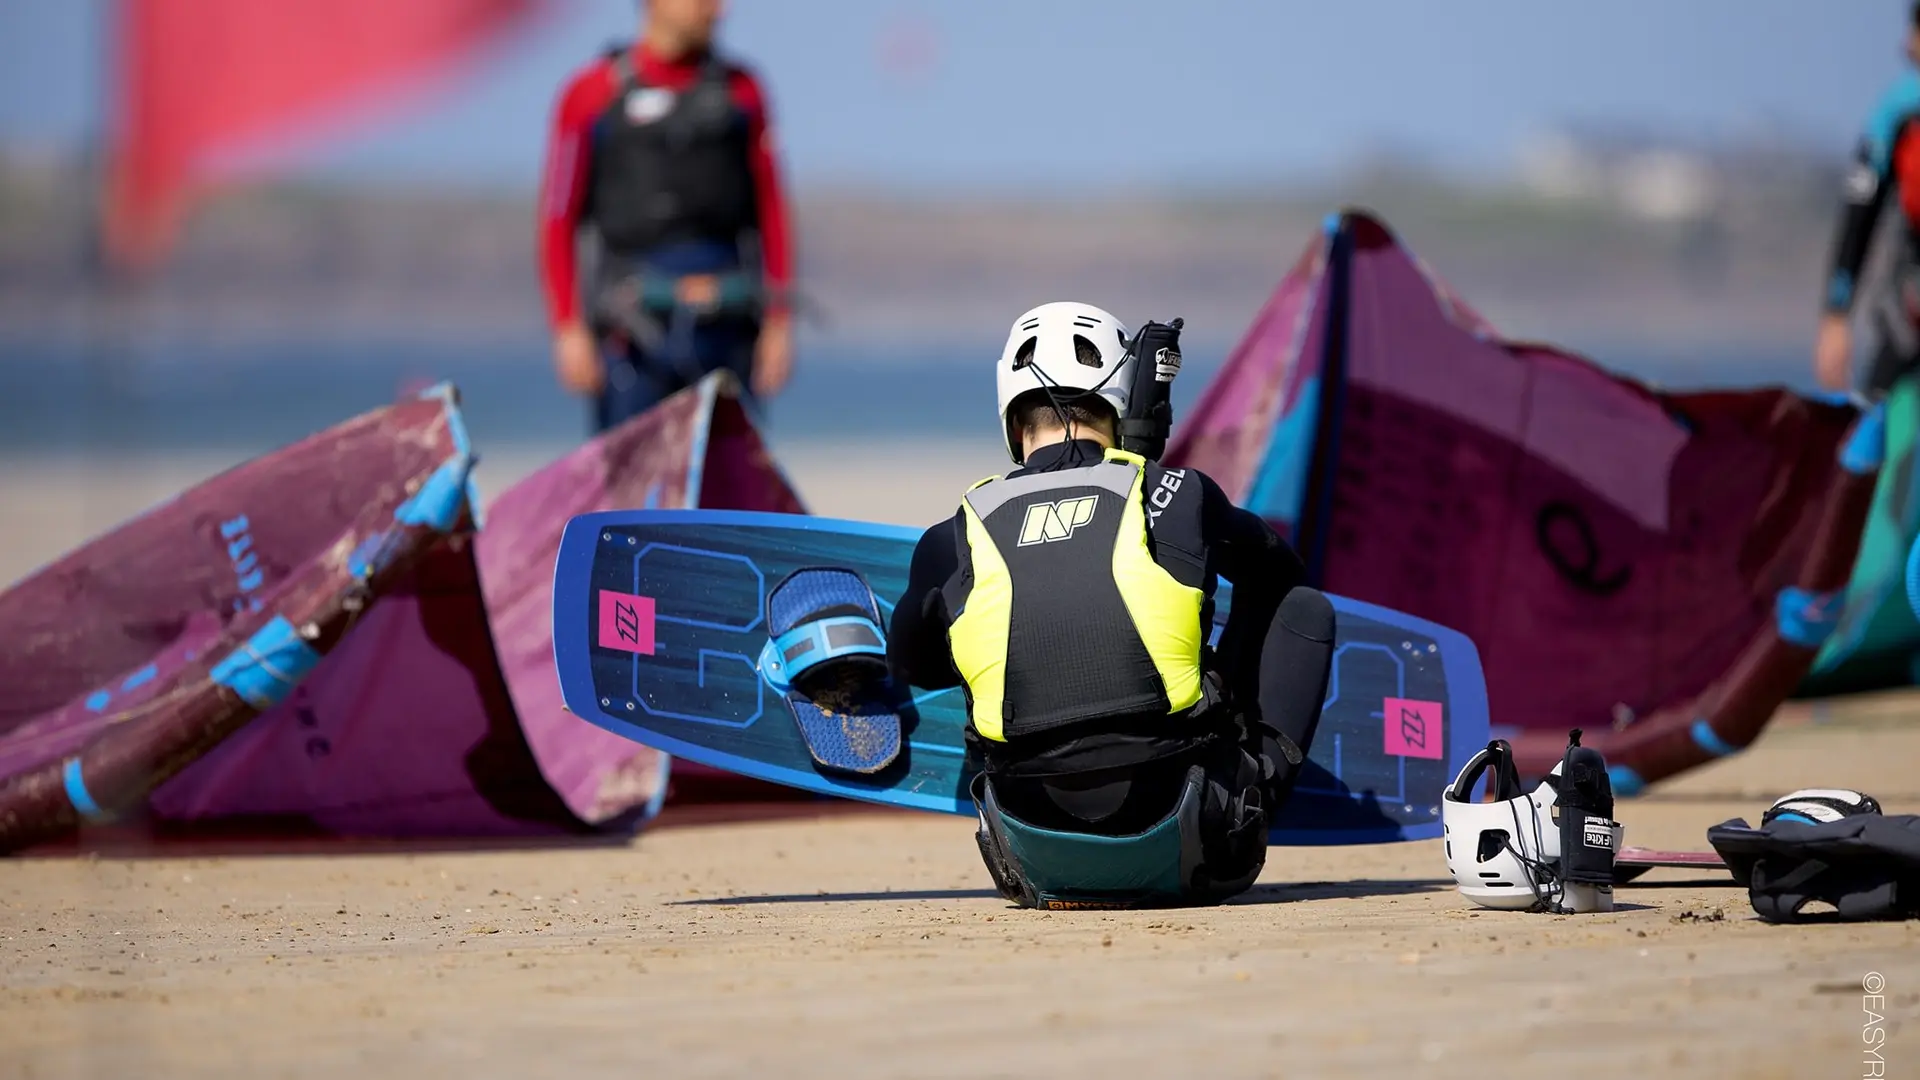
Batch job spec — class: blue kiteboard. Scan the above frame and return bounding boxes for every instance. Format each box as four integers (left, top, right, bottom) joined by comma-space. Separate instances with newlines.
552, 510, 1489, 844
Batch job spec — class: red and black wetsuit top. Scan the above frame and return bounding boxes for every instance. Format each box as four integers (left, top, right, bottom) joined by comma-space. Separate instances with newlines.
538, 42, 792, 330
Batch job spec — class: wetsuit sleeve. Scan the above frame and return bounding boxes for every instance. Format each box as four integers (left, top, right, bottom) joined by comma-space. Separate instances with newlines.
1823, 76, 1920, 315
728, 66, 794, 317
1200, 471, 1308, 705
1824, 133, 1896, 315
886, 516, 963, 691
537, 62, 613, 331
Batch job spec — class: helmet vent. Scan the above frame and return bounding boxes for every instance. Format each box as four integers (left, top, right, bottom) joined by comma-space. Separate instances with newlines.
1019, 317, 1042, 332
1012, 336, 1038, 369
1071, 314, 1102, 328
1071, 335, 1103, 368
1476, 829, 1509, 863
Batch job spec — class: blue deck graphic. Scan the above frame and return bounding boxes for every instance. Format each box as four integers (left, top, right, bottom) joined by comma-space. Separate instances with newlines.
554, 509, 1490, 844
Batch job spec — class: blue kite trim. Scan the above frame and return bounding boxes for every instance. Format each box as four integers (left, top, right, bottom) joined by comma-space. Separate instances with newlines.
1840, 402, 1888, 475
62, 758, 106, 820
210, 616, 322, 710
1689, 718, 1740, 759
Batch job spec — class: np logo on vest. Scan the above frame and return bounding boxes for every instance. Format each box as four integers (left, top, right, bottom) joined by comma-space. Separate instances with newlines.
1017, 496, 1098, 546
624, 87, 676, 125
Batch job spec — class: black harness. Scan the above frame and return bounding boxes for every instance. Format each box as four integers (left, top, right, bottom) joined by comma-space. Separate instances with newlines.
1709, 813, 1920, 922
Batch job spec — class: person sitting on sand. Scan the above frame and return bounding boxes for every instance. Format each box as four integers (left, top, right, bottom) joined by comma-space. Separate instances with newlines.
886, 302, 1337, 909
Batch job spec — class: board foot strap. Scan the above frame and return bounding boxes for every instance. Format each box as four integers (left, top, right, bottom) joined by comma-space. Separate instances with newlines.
758, 567, 904, 774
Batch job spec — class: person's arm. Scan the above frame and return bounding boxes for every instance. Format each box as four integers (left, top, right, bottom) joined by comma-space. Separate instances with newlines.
730, 65, 795, 396
1823, 130, 1897, 319
537, 67, 603, 331
538, 62, 614, 395
1201, 472, 1308, 706
729, 66, 793, 314
1816, 84, 1915, 389
887, 517, 964, 691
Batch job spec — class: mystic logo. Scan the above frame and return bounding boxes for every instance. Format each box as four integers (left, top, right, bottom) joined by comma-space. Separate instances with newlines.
596, 590, 657, 655
1018, 496, 1098, 546
1535, 501, 1631, 597
1153, 345, 1182, 382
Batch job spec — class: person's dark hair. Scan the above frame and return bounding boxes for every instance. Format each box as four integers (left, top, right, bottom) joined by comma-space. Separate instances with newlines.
1008, 388, 1117, 438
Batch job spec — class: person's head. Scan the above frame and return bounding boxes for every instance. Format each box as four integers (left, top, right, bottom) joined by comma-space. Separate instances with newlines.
994, 302, 1137, 463
1909, 1, 1920, 66
1007, 389, 1119, 459
641, 0, 725, 59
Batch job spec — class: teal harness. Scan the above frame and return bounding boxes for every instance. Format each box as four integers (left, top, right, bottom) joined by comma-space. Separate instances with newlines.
970, 768, 1267, 910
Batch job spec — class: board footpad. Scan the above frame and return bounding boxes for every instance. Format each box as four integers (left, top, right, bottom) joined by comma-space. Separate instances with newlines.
763, 567, 903, 774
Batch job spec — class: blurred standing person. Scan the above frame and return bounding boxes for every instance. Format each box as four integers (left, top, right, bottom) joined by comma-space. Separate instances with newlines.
539, 0, 794, 432
1814, 2, 1920, 394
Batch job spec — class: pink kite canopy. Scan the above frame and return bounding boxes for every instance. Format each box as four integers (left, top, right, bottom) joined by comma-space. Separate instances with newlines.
1, 372, 802, 852
1168, 211, 1881, 791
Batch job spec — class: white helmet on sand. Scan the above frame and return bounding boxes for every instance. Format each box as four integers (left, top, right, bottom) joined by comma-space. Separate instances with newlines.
995, 302, 1135, 463
1442, 740, 1622, 912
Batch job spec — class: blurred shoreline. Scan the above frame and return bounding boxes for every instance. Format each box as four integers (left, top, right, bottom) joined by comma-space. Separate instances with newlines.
0, 148, 1845, 357
0, 142, 1844, 585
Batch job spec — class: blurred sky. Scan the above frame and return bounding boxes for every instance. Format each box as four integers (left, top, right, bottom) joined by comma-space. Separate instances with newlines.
0, 0, 1911, 194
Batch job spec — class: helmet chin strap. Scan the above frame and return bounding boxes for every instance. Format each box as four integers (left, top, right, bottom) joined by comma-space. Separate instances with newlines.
1018, 359, 1126, 467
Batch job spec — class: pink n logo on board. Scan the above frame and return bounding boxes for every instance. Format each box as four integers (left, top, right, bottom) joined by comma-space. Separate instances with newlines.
1382, 698, 1444, 760
597, 591, 656, 655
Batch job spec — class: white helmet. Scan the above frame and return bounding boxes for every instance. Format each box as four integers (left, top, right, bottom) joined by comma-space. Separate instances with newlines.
1441, 740, 1622, 912
995, 302, 1135, 463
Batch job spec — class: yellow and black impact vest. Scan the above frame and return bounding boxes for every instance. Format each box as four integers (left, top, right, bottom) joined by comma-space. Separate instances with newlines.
945, 447, 1205, 742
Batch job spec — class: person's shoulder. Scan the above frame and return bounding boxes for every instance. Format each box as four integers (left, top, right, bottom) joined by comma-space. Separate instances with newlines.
1865, 70, 1920, 154
718, 54, 771, 110
908, 509, 966, 569
1877, 69, 1920, 111
915, 515, 950, 542
555, 50, 619, 113
711, 49, 760, 80
1146, 460, 1226, 499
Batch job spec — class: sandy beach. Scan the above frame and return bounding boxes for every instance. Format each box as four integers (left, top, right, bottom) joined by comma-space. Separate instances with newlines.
5, 441, 1920, 1078
1, 698, 1917, 1078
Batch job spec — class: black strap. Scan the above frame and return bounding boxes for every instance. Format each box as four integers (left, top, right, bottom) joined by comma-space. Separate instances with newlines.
970, 773, 1039, 906
1748, 856, 1828, 922
1748, 857, 1916, 923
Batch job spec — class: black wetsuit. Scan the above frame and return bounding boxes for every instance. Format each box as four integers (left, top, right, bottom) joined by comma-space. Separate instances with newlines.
887, 439, 1332, 836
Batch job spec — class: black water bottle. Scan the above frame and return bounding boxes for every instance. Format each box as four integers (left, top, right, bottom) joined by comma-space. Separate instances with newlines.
1556, 729, 1618, 911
